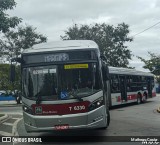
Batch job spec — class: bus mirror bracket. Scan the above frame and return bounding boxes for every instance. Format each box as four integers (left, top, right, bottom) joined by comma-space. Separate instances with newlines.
10, 57, 22, 82
11, 57, 22, 63
10, 61, 16, 83
100, 54, 109, 81
100, 54, 107, 62
103, 66, 110, 81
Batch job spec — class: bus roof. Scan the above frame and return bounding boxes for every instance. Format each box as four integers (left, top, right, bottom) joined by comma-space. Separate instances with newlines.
109, 66, 154, 77
22, 40, 99, 54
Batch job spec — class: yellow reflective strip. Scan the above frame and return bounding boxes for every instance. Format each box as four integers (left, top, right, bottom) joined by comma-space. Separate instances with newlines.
64, 64, 88, 69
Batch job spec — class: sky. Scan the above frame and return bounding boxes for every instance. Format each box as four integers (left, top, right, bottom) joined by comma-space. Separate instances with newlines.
7, 0, 160, 71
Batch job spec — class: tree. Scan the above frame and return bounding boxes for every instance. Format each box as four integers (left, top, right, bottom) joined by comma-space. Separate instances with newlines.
138, 52, 160, 83
0, 64, 20, 91
0, 25, 47, 60
0, 64, 10, 90
0, 0, 47, 94
0, 25, 47, 92
61, 23, 133, 67
0, 0, 21, 33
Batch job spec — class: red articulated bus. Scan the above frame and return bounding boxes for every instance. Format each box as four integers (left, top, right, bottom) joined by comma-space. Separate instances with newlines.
108, 66, 156, 107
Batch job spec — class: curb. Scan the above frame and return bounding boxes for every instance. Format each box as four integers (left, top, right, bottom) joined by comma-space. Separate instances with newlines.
157, 107, 160, 113
0, 100, 17, 104
0, 104, 22, 107
0, 114, 8, 123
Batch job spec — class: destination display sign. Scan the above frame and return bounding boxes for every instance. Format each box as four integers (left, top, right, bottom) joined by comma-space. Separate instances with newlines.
22, 51, 96, 64
44, 53, 69, 62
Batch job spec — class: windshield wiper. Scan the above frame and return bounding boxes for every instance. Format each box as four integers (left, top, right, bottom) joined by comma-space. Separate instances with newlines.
69, 92, 83, 101
36, 95, 41, 105
74, 95, 83, 101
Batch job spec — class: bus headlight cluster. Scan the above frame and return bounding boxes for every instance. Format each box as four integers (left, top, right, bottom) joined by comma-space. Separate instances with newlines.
23, 105, 33, 115
89, 97, 104, 111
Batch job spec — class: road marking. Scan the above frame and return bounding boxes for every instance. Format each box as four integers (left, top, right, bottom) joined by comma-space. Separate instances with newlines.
0, 115, 23, 145
3, 122, 13, 126
0, 131, 12, 136
12, 117, 23, 136
0, 115, 12, 124
12, 118, 21, 120
12, 117, 23, 145
6, 113, 23, 115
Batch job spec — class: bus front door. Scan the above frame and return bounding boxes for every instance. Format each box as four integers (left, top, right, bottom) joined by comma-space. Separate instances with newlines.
119, 76, 127, 102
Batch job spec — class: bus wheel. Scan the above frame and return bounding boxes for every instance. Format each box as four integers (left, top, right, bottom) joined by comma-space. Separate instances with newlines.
142, 93, 147, 103
107, 110, 110, 126
137, 94, 141, 104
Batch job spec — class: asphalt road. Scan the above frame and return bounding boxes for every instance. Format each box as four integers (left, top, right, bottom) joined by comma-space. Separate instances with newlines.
0, 95, 160, 145
0, 105, 22, 115
17, 95, 160, 144
17, 95, 160, 136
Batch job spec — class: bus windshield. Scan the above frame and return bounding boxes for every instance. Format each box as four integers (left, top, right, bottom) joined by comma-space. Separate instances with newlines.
22, 63, 102, 100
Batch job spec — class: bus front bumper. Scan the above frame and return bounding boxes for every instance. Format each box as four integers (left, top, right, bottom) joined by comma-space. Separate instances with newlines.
23, 106, 107, 132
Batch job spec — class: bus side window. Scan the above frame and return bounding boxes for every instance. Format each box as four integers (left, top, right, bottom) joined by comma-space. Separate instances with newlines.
111, 75, 120, 93
151, 77, 155, 88
142, 76, 147, 90
126, 76, 131, 91
130, 75, 137, 92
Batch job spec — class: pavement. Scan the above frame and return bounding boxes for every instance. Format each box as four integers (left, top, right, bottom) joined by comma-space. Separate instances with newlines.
0, 101, 21, 122
0, 100, 17, 105
0, 100, 22, 107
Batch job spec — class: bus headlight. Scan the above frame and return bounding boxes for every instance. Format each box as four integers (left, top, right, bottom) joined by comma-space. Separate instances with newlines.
23, 105, 33, 115
88, 97, 104, 111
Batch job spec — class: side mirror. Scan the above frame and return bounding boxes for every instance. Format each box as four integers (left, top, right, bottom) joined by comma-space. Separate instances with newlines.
102, 62, 109, 81
100, 54, 107, 61
10, 63, 16, 82
10, 57, 21, 83
11, 57, 22, 63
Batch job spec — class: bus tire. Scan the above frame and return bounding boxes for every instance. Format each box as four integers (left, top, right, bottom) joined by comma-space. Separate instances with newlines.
107, 110, 110, 126
137, 94, 141, 104
142, 93, 147, 103
16, 97, 20, 104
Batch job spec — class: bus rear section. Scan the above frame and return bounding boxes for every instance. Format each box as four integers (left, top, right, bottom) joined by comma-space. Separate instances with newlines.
19, 40, 110, 132
108, 67, 156, 107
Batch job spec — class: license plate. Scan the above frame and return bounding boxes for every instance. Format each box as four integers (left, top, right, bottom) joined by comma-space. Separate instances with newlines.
55, 124, 69, 130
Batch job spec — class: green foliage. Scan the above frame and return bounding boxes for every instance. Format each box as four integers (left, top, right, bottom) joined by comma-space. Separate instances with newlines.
138, 52, 160, 83
0, 0, 47, 92
61, 23, 133, 67
0, 25, 47, 59
0, 0, 16, 10
0, 64, 20, 91
0, 0, 22, 33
